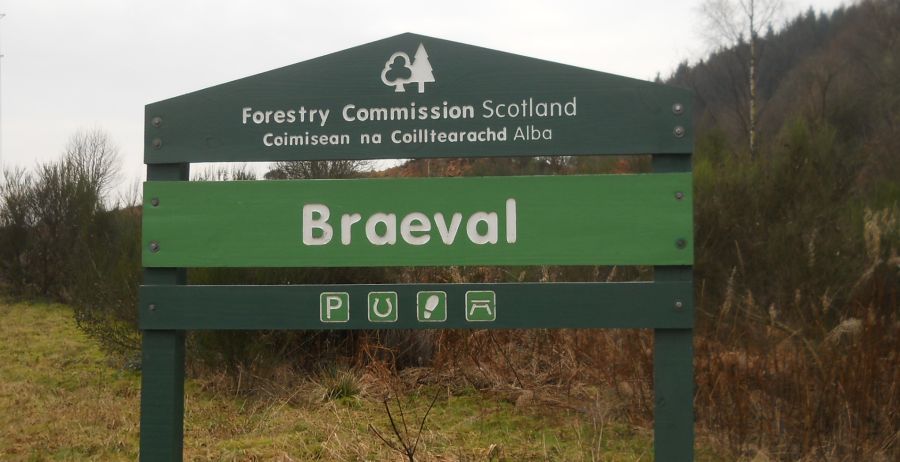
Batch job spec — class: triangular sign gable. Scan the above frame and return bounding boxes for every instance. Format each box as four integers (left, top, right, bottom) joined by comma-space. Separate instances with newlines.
145, 33, 691, 163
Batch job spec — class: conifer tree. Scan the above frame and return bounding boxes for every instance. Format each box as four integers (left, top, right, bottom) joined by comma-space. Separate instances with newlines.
409, 43, 435, 93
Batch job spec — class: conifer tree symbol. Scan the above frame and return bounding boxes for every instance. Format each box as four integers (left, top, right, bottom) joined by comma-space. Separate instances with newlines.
380, 43, 435, 93
408, 43, 435, 93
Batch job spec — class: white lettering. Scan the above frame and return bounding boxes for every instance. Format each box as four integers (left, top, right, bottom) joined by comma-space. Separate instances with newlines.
506, 198, 517, 243
240, 107, 331, 126
466, 212, 498, 245
482, 97, 577, 119
342, 104, 356, 122
340, 213, 362, 245
300, 201, 517, 248
325, 295, 344, 320
302, 204, 332, 245
434, 213, 462, 245
400, 212, 431, 245
365, 213, 397, 245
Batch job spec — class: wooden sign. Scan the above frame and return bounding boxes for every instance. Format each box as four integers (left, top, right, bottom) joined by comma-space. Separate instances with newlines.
145, 33, 691, 163
142, 174, 692, 268
139, 33, 695, 462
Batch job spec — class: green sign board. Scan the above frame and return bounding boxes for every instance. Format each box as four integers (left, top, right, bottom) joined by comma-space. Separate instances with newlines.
138, 33, 695, 462
140, 282, 693, 331
145, 33, 690, 163
142, 174, 692, 268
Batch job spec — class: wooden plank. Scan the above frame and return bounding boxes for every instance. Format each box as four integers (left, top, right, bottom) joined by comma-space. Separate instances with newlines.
142, 173, 693, 268
144, 33, 692, 163
138, 282, 693, 330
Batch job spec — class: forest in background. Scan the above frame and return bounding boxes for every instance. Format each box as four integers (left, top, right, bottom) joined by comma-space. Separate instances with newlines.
0, 1, 897, 460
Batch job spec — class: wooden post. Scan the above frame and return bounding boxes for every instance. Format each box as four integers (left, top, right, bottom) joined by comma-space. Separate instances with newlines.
140, 163, 188, 462
139, 328, 185, 461
653, 153, 694, 461
653, 325, 694, 461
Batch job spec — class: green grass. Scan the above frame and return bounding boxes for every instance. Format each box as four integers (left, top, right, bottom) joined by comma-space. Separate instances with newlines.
0, 300, 722, 461
0, 301, 140, 461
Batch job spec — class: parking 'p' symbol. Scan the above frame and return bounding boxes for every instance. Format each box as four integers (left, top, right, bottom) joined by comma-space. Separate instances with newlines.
320, 292, 349, 323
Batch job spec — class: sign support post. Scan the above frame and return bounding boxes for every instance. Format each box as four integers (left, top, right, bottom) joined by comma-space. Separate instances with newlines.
140, 163, 188, 462
653, 154, 694, 460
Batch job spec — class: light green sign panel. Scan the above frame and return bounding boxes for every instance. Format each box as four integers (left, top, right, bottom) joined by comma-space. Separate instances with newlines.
142, 173, 692, 268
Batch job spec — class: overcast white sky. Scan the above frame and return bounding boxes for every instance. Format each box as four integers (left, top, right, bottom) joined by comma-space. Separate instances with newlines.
0, 0, 850, 193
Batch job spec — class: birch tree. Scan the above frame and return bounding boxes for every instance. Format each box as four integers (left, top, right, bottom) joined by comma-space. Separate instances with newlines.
699, 0, 783, 157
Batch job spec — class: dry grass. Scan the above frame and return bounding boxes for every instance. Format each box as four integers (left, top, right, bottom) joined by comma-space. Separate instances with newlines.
1, 300, 705, 461
5, 288, 892, 461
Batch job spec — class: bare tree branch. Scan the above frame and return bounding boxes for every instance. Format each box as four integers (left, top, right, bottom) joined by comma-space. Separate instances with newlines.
368, 423, 402, 452
266, 159, 369, 180
62, 128, 121, 200
410, 390, 441, 456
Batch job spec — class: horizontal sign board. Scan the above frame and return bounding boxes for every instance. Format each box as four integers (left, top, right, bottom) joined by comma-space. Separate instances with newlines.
144, 33, 692, 163
142, 173, 693, 268
139, 282, 694, 330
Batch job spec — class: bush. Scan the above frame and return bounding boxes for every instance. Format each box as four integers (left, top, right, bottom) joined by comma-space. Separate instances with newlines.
0, 129, 140, 353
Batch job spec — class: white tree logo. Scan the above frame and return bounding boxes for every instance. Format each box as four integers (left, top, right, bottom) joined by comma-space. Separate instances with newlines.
380, 43, 435, 93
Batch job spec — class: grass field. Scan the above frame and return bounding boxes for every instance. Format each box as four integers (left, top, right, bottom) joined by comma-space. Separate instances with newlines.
0, 301, 724, 461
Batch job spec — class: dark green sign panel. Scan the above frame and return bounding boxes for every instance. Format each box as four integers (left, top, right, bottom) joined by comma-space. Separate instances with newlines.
139, 282, 693, 330
142, 173, 692, 268
144, 33, 691, 163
